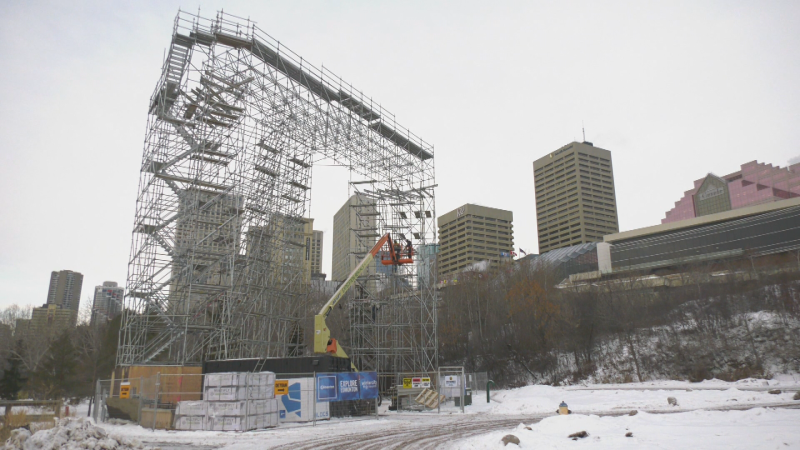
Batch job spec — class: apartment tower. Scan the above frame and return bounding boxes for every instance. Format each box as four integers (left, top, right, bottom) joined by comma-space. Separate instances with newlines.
46, 270, 83, 319
91, 281, 125, 325
533, 141, 619, 253
437, 204, 514, 277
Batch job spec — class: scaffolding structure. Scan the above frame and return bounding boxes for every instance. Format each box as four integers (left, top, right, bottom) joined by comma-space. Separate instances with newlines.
117, 10, 437, 377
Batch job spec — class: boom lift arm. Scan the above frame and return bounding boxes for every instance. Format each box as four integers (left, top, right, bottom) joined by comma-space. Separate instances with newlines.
313, 233, 409, 364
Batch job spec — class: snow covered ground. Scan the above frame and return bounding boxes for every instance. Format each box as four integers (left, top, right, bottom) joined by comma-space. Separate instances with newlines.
450, 408, 800, 449
79, 377, 800, 449
470, 376, 800, 415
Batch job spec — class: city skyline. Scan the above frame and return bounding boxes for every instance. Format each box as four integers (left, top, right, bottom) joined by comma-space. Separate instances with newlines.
2, 1, 799, 308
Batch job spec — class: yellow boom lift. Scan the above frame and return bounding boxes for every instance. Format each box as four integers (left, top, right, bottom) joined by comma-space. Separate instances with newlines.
313, 233, 413, 366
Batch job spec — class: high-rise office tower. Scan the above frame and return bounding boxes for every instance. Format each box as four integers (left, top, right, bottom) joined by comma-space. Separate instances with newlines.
311, 230, 324, 277
46, 270, 83, 317
533, 141, 619, 253
91, 281, 125, 325
437, 203, 514, 277
332, 194, 378, 282
301, 218, 314, 283
171, 189, 243, 311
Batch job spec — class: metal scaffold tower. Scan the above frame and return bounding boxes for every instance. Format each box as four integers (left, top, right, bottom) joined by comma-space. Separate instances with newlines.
117, 10, 437, 376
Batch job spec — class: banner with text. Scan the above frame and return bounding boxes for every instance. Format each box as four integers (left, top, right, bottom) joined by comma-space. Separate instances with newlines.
337, 372, 360, 401
315, 373, 338, 402
358, 372, 379, 400
315, 372, 380, 402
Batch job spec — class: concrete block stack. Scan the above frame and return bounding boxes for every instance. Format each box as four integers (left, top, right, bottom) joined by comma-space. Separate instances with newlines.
174, 371, 278, 431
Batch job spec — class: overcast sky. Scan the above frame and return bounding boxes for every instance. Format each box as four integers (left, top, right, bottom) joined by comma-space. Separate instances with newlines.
1, 0, 799, 310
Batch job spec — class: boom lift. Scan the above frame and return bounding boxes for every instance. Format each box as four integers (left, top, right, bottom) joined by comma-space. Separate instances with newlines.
313, 233, 413, 366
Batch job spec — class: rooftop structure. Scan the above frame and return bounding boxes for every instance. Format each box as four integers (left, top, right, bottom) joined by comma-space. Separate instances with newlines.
663, 160, 800, 223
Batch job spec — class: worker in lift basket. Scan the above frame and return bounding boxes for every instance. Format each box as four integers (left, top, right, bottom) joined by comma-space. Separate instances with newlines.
393, 241, 403, 262
405, 239, 413, 259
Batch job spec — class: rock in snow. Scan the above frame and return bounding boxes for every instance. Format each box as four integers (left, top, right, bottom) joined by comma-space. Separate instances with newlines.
668, 396, 679, 406
568, 430, 589, 439
3, 418, 148, 450
501, 434, 520, 446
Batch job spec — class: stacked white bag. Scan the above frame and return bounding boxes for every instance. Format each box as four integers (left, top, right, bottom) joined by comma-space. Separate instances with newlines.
173, 400, 207, 430
174, 371, 278, 431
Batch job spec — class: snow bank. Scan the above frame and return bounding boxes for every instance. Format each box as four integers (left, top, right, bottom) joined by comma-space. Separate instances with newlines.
3, 418, 149, 450
467, 380, 799, 415
450, 408, 800, 449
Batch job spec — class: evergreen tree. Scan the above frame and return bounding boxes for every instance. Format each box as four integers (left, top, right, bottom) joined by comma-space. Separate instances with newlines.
30, 330, 78, 399
0, 340, 26, 400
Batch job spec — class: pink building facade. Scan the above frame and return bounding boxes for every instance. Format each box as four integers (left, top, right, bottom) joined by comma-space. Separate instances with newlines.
663, 161, 800, 224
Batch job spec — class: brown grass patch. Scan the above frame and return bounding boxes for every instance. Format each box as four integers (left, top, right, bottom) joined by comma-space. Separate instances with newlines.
0, 410, 29, 442
0, 409, 57, 442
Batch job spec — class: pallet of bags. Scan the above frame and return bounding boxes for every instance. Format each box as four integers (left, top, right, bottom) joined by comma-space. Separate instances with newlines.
207, 400, 249, 416
204, 371, 276, 401
205, 372, 249, 387
247, 398, 278, 415
206, 399, 279, 431
206, 399, 278, 416
207, 415, 248, 431
174, 415, 206, 431
174, 401, 207, 430
246, 411, 279, 430
246, 372, 276, 389
205, 371, 276, 388
204, 371, 278, 431
205, 385, 273, 401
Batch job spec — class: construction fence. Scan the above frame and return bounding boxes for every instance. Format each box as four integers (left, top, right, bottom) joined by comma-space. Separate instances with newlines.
94, 371, 378, 430
392, 369, 489, 412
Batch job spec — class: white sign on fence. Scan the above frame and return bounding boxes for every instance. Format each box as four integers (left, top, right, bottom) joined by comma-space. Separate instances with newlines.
444, 375, 459, 387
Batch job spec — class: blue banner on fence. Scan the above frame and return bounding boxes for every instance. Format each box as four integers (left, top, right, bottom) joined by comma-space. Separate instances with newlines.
358, 372, 379, 400
315, 373, 338, 402
337, 372, 360, 401
316, 372, 379, 402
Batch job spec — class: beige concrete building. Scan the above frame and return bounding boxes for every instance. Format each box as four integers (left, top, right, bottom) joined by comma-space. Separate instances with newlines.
15, 304, 75, 340
533, 141, 619, 254
332, 194, 378, 281
30, 304, 75, 336
245, 216, 314, 286
172, 189, 243, 311
437, 204, 514, 276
